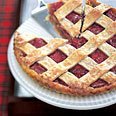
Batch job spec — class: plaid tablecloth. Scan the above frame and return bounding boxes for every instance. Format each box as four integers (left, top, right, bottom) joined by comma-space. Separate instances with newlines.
0, 0, 20, 115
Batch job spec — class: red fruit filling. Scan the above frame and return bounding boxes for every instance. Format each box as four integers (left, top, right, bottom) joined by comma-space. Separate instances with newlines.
54, 78, 68, 86
110, 66, 116, 74
89, 49, 108, 64
69, 64, 88, 78
104, 9, 116, 21
30, 62, 47, 74
48, 49, 67, 63
49, 2, 63, 15
69, 37, 87, 49
90, 79, 108, 88
29, 38, 47, 48
107, 35, 116, 48
87, 23, 104, 35
66, 11, 82, 24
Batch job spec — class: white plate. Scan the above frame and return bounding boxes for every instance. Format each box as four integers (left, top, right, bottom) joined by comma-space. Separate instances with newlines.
8, 5, 116, 110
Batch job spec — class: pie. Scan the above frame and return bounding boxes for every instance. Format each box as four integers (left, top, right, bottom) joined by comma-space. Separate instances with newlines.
14, 0, 116, 96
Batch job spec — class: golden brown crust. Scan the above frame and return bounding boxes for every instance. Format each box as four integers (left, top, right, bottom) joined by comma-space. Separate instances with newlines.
14, 31, 116, 96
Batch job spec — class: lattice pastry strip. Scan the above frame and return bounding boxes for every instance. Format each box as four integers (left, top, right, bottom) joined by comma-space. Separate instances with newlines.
38, 56, 57, 69
18, 43, 36, 55
59, 44, 76, 56
99, 43, 116, 56
101, 72, 116, 84
79, 57, 97, 70
59, 72, 79, 87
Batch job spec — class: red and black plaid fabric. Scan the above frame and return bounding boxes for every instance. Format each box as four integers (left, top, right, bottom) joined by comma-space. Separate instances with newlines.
0, 0, 20, 115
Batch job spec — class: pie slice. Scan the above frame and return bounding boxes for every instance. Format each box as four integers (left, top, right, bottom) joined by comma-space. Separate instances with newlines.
48, 0, 116, 38
48, 0, 84, 39
14, 0, 116, 96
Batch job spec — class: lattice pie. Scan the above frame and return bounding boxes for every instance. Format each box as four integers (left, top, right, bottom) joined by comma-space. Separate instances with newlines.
14, 0, 116, 95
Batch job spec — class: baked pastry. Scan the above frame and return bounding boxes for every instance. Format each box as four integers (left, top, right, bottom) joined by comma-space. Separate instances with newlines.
48, 0, 116, 38
14, 30, 116, 96
48, 0, 84, 39
14, 0, 116, 95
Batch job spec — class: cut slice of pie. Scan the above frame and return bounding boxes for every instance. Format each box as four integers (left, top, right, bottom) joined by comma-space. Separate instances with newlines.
48, 0, 84, 39
14, 0, 116, 96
